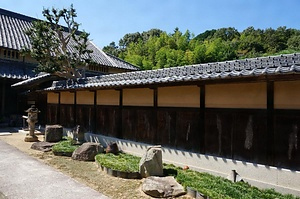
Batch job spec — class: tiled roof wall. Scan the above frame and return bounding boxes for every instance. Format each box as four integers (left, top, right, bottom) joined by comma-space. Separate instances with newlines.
0, 8, 139, 71
11, 73, 51, 87
46, 53, 300, 91
0, 59, 36, 80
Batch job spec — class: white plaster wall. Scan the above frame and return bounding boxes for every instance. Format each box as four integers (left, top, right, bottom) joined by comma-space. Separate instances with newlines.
123, 88, 153, 106
60, 92, 74, 104
158, 85, 200, 107
84, 133, 300, 197
97, 90, 119, 105
47, 93, 59, 104
274, 80, 300, 109
206, 82, 267, 108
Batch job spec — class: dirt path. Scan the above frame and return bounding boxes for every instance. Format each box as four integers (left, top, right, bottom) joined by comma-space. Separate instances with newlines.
0, 131, 190, 199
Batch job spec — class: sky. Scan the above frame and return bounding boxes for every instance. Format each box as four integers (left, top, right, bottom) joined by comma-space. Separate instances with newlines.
0, 0, 300, 48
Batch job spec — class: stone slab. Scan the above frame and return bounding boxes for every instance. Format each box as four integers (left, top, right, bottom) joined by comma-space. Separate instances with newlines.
0, 132, 12, 136
18, 129, 43, 135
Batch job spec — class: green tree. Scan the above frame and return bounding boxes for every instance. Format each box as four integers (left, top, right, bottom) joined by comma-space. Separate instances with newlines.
144, 36, 159, 66
22, 4, 92, 79
102, 41, 119, 56
177, 30, 191, 51
125, 54, 144, 68
264, 26, 293, 53
194, 29, 216, 41
124, 39, 146, 68
213, 27, 240, 41
155, 47, 168, 69
288, 35, 300, 50
104, 26, 300, 70
193, 42, 206, 63
119, 32, 142, 49
238, 26, 265, 57
183, 50, 194, 65
205, 38, 237, 62
142, 58, 154, 70
141, 28, 163, 41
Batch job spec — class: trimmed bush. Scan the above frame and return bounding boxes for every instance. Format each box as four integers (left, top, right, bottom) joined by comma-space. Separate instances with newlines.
52, 137, 80, 156
96, 154, 299, 199
95, 153, 140, 173
165, 164, 299, 199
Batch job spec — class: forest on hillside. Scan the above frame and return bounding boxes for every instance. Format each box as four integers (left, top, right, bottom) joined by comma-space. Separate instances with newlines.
102, 26, 300, 70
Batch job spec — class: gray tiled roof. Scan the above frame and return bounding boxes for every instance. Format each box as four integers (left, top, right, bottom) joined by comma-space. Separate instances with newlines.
11, 73, 51, 87
0, 8, 139, 71
45, 53, 300, 91
0, 59, 36, 80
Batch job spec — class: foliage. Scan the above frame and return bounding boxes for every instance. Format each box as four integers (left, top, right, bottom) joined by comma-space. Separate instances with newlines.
103, 26, 300, 70
94, 152, 299, 199
95, 153, 141, 172
52, 137, 79, 154
22, 4, 93, 79
165, 164, 299, 199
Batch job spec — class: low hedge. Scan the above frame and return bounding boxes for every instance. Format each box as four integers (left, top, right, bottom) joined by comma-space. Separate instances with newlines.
164, 164, 299, 199
52, 137, 80, 156
95, 153, 299, 199
95, 153, 140, 173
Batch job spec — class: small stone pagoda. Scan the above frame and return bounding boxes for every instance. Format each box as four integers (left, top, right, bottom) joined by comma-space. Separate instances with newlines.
24, 105, 40, 142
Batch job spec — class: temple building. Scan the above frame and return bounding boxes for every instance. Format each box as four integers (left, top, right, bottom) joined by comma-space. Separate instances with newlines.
0, 8, 139, 125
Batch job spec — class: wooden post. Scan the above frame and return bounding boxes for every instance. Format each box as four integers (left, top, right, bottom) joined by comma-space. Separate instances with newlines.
153, 87, 158, 144
199, 84, 206, 153
118, 89, 123, 139
93, 90, 97, 133
73, 91, 77, 126
153, 87, 158, 108
267, 81, 274, 165
57, 92, 61, 124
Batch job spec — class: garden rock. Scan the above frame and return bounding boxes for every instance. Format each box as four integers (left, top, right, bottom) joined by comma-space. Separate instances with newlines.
44, 125, 63, 142
139, 145, 163, 178
142, 176, 185, 198
31, 141, 55, 152
105, 142, 119, 154
72, 142, 104, 161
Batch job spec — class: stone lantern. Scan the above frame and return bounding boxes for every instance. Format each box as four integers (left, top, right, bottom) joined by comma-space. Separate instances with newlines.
24, 105, 40, 142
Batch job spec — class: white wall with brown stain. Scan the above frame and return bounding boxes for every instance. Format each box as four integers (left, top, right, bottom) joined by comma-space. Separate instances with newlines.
206, 82, 267, 108
47, 92, 59, 104
97, 90, 119, 105
60, 92, 74, 104
274, 80, 300, 109
77, 91, 94, 105
158, 85, 200, 107
123, 88, 153, 106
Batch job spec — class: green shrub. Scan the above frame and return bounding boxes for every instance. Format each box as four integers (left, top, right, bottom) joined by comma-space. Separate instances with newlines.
52, 137, 79, 154
95, 153, 141, 172
95, 155, 299, 199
